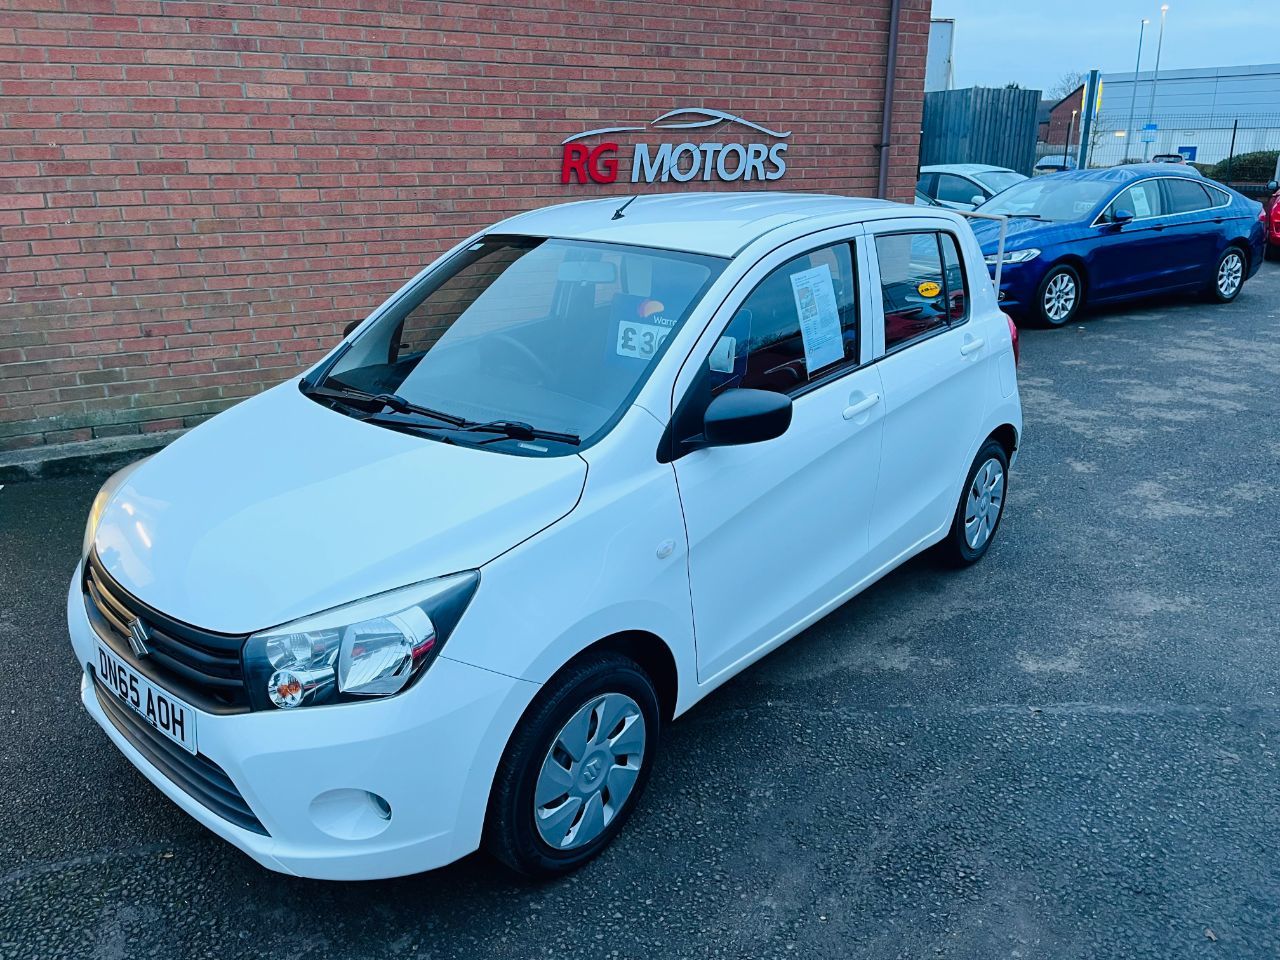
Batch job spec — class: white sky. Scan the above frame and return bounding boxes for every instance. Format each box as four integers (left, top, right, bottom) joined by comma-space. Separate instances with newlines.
930, 0, 1277, 95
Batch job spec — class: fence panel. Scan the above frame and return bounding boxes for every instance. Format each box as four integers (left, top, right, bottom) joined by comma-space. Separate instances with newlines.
920, 87, 1042, 176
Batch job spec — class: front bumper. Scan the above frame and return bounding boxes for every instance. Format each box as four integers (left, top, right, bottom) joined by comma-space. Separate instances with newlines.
68, 565, 538, 880
987, 261, 1041, 312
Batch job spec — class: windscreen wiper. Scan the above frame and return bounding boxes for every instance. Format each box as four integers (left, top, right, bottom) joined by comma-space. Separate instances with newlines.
304, 383, 467, 427
460, 420, 581, 446
358, 411, 459, 443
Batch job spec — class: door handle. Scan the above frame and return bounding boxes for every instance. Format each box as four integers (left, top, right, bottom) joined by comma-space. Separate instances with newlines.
960, 337, 985, 356
842, 393, 881, 420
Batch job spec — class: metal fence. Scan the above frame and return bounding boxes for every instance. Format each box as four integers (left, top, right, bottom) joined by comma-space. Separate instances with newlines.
1086, 112, 1280, 197
920, 86, 1041, 176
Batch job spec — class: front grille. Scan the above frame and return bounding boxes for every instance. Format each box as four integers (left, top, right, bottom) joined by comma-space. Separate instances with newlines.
93, 674, 269, 836
84, 552, 250, 714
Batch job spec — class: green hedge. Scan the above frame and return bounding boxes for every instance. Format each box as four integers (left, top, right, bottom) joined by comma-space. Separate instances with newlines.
1203, 150, 1279, 183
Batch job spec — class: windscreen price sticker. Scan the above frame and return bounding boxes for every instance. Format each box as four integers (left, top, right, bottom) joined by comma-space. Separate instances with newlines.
616, 319, 671, 360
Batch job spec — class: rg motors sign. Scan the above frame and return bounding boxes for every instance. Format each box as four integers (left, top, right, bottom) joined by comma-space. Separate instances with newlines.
560, 107, 791, 185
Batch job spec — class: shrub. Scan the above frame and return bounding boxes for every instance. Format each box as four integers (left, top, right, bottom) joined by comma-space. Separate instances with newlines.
1204, 150, 1279, 183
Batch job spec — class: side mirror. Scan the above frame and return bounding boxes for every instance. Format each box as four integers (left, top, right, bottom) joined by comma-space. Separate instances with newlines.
970, 194, 985, 207
702, 388, 792, 448
1267, 180, 1279, 193
1111, 208, 1135, 226
343, 319, 361, 337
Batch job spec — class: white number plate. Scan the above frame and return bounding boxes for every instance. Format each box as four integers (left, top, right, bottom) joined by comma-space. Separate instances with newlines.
615, 320, 671, 360
95, 642, 198, 754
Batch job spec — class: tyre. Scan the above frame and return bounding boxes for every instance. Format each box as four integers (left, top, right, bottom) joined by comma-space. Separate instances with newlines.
938, 440, 1009, 567
1208, 246, 1247, 302
1033, 264, 1083, 327
484, 652, 661, 878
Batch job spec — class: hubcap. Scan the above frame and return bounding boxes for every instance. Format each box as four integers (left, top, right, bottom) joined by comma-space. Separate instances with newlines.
533, 693, 646, 850
1218, 253, 1243, 297
1043, 273, 1077, 322
964, 458, 1005, 550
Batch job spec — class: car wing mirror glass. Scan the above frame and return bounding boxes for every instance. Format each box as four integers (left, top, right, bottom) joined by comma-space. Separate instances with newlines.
702, 388, 792, 448
1267, 180, 1279, 193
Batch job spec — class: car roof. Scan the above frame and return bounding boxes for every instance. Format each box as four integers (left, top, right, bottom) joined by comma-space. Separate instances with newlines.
494, 192, 909, 258
1046, 164, 1205, 184
920, 164, 1016, 175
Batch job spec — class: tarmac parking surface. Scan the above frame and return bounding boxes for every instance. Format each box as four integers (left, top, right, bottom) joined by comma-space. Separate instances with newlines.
2, 262, 1278, 959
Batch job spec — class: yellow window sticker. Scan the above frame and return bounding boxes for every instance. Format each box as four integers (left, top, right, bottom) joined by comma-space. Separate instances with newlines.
917, 280, 941, 298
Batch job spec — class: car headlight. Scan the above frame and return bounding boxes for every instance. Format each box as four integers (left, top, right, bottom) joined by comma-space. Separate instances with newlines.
984, 248, 1041, 266
82, 457, 150, 560
242, 571, 480, 710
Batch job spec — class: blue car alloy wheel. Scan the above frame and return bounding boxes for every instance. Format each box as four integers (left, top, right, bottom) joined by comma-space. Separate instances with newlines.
1035, 264, 1082, 327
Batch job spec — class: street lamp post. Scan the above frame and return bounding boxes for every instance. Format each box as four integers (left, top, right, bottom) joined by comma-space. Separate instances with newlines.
1065, 109, 1077, 168
1125, 18, 1148, 162
1143, 4, 1169, 161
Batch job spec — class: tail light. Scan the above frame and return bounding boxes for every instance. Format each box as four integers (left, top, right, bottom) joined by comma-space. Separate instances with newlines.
1004, 312, 1019, 365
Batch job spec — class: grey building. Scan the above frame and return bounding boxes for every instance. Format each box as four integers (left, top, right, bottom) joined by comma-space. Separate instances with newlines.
1090, 62, 1280, 166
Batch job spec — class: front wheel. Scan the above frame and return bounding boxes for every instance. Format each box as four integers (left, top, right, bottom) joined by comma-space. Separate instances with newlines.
1033, 264, 1083, 327
484, 653, 660, 878
1208, 247, 1247, 302
938, 440, 1009, 567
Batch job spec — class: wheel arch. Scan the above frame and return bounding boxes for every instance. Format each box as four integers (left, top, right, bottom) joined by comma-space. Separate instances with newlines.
1047, 254, 1089, 297
563, 631, 679, 724
987, 423, 1019, 460
1225, 237, 1252, 267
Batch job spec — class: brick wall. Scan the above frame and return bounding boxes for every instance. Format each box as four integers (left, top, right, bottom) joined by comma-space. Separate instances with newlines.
1044, 86, 1084, 152
0, 0, 929, 452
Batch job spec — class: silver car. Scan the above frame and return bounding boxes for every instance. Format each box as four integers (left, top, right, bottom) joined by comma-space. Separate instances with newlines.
916, 164, 1027, 210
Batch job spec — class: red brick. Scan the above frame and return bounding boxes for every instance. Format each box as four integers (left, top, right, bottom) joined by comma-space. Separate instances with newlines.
0, 0, 925, 450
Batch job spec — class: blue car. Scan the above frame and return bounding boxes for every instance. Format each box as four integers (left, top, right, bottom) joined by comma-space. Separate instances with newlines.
970, 165, 1266, 327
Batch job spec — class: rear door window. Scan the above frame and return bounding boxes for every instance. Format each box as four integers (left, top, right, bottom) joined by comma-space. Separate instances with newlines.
1162, 178, 1213, 215
876, 232, 956, 351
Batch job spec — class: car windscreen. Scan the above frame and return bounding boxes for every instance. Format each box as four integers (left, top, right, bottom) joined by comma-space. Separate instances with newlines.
310, 236, 726, 455
973, 170, 1025, 194
977, 178, 1113, 221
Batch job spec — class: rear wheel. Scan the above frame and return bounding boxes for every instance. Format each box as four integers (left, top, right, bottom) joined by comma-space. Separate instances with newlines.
938, 440, 1009, 567
484, 653, 660, 878
1208, 247, 1247, 302
1033, 265, 1082, 327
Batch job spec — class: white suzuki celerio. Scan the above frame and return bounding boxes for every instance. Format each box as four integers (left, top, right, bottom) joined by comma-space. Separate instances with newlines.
70, 193, 1021, 880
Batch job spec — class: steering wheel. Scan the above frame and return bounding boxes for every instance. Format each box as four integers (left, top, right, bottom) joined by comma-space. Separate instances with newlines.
485, 334, 554, 385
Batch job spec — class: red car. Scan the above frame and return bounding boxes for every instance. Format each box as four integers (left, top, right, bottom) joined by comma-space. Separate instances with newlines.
1267, 182, 1280, 260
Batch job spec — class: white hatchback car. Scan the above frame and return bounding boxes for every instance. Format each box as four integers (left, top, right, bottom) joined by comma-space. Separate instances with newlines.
70, 193, 1022, 880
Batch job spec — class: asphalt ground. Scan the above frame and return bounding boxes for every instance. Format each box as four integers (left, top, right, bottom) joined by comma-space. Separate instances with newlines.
2, 261, 1278, 959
